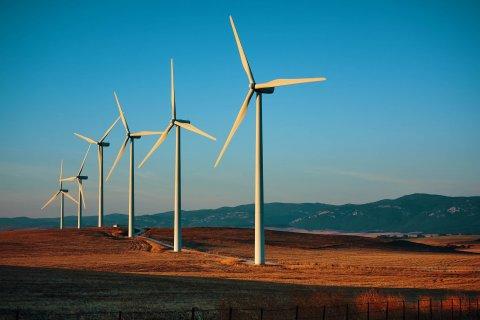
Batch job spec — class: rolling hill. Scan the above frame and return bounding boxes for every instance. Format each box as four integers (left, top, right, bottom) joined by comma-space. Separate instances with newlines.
1, 193, 479, 233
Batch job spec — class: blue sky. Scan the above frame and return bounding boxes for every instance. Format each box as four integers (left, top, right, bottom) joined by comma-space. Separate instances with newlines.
1, 1, 479, 217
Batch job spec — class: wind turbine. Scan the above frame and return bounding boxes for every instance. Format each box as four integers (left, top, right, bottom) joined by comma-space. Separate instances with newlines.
106, 92, 163, 238
214, 16, 327, 265
74, 116, 120, 227
61, 145, 91, 229
41, 160, 79, 229
138, 59, 216, 252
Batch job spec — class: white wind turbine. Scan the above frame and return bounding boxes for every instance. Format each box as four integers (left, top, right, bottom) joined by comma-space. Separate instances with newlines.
106, 92, 163, 238
138, 59, 216, 252
61, 145, 91, 229
214, 16, 327, 265
74, 116, 120, 227
41, 160, 79, 229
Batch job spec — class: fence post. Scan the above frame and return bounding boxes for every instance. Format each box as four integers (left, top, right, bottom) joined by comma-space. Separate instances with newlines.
260, 307, 263, 320
451, 299, 454, 320
229, 307, 233, 320
367, 302, 370, 320
15, 308, 19, 320
402, 300, 406, 320
322, 305, 326, 320
417, 300, 420, 320
430, 298, 433, 320
468, 298, 471, 317
118, 311, 122, 320
440, 299, 443, 320
386, 301, 389, 320
459, 298, 462, 319
477, 298, 480, 320
346, 304, 349, 320
295, 305, 299, 320
191, 307, 196, 320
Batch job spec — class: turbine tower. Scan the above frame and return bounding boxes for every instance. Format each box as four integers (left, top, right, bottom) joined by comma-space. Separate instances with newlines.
106, 92, 162, 238
61, 145, 91, 229
214, 16, 327, 265
139, 59, 216, 252
74, 116, 120, 227
41, 160, 79, 229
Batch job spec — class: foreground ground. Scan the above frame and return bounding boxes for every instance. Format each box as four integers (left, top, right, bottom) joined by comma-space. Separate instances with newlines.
0, 228, 479, 313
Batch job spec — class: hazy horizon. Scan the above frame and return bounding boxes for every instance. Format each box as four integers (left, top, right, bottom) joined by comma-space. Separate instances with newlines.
2, 192, 479, 219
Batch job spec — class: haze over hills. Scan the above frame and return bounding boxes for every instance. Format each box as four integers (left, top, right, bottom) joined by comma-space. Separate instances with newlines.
1, 194, 479, 233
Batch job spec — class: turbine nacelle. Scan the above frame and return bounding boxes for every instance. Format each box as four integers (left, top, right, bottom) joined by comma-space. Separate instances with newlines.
77, 175, 88, 180
60, 189, 69, 193
254, 86, 275, 94
249, 82, 274, 94
98, 142, 110, 147
174, 119, 191, 125
127, 133, 142, 139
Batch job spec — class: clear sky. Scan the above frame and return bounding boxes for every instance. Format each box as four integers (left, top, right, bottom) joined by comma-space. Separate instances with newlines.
1, 1, 479, 218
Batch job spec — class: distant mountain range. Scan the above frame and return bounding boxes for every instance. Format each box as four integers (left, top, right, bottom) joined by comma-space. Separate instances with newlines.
1, 194, 479, 234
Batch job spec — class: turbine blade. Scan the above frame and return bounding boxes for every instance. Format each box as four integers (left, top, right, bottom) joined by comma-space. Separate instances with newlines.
99, 116, 121, 142
255, 77, 326, 89
59, 160, 63, 180
175, 121, 216, 141
78, 181, 86, 209
130, 131, 163, 137
214, 89, 254, 167
78, 144, 91, 176
113, 91, 130, 133
62, 191, 79, 205
41, 191, 60, 210
138, 123, 173, 168
229, 16, 254, 84
59, 160, 64, 189
106, 136, 129, 181
171, 59, 176, 119
61, 176, 77, 182
74, 133, 97, 145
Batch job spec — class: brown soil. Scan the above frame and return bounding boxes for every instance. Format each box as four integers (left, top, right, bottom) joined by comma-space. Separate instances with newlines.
0, 227, 478, 313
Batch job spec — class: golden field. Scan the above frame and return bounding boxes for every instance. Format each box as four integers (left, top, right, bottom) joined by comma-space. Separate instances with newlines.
0, 228, 479, 313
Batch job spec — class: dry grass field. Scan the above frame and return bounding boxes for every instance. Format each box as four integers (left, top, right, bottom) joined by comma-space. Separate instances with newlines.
408, 235, 480, 253
0, 227, 479, 313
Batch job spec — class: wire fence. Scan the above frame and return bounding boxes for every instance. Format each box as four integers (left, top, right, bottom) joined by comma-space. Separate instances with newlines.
1, 297, 479, 320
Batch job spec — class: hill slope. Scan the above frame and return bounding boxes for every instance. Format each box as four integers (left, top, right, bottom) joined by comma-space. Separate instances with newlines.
1, 193, 479, 233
